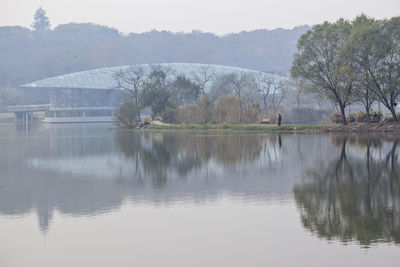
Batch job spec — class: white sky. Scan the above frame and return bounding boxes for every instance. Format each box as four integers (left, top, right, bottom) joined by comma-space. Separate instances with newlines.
1, 0, 400, 34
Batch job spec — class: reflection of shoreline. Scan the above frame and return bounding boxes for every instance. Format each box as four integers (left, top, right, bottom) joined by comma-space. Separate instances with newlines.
1, 125, 310, 232
144, 122, 400, 133
294, 136, 400, 247
6, 123, 396, 236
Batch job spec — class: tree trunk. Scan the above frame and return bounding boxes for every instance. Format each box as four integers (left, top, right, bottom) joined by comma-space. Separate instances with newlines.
340, 104, 347, 125
366, 105, 371, 123
389, 106, 398, 122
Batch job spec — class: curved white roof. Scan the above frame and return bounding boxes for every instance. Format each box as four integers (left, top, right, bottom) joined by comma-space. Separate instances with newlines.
21, 63, 284, 90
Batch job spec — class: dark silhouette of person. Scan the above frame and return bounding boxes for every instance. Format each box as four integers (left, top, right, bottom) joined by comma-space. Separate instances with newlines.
278, 113, 282, 126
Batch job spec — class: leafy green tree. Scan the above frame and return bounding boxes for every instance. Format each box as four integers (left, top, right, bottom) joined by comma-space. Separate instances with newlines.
141, 70, 202, 121
172, 75, 201, 105
140, 70, 176, 117
364, 17, 400, 121
32, 7, 51, 31
291, 20, 354, 124
343, 15, 379, 122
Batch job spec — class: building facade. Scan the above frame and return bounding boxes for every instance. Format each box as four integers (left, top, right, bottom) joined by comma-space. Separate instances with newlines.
21, 63, 283, 123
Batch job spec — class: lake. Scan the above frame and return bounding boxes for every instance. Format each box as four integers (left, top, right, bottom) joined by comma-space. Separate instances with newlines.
0, 123, 399, 267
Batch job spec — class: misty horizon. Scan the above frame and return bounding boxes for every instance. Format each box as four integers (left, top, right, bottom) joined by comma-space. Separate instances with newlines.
2, 0, 399, 34
2, 20, 311, 36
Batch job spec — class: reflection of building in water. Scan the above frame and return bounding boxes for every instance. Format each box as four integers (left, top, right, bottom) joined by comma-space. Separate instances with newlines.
294, 136, 400, 247
19, 63, 283, 123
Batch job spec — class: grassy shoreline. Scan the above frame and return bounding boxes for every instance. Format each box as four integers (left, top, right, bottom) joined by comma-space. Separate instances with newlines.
144, 123, 329, 132
142, 122, 400, 133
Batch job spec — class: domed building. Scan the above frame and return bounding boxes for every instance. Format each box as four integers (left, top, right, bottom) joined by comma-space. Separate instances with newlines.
20, 63, 283, 123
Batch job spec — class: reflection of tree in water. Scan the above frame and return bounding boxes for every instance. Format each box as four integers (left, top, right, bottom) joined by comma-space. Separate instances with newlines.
294, 135, 400, 247
2, 126, 289, 233
212, 134, 270, 165
116, 132, 203, 185
115, 132, 278, 184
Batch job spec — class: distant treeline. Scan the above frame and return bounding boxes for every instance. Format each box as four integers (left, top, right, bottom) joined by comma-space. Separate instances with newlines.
0, 23, 309, 87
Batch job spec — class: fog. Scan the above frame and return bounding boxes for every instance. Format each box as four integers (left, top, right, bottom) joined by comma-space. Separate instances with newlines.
1, 0, 400, 34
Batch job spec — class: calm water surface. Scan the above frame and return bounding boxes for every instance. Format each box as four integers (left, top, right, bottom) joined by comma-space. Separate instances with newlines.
0, 123, 399, 267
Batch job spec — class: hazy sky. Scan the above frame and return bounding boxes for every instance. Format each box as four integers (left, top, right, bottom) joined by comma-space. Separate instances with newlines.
1, 0, 400, 34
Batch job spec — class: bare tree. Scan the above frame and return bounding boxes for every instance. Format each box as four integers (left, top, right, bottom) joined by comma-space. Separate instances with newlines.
271, 76, 285, 114
254, 73, 274, 112
192, 65, 215, 96
293, 80, 305, 107
113, 66, 146, 105
275, 83, 288, 112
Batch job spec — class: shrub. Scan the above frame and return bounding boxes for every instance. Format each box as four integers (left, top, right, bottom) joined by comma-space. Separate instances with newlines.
177, 104, 199, 124
370, 111, 383, 122
177, 96, 214, 124
213, 96, 260, 123
214, 96, 241, 123
197, 96, 213, 124
353, 111, 366, 122
242, 100, 261, 123
345, 110, 382, 123
177, 95, 260, 124
331, 111, 344, 123
333, 110, 384, 124
161, 107, 178, 123
347, 113, 356, 123
113, 100, 141, 129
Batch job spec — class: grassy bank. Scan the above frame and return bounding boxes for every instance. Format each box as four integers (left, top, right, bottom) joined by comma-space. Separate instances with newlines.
143, 122, 400, 133
144, 123, 329, 132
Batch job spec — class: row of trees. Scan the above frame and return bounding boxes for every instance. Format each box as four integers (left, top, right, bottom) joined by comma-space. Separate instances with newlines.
113, 65, 287, 127
114, 66, 201, 128
292, 15, 400, 124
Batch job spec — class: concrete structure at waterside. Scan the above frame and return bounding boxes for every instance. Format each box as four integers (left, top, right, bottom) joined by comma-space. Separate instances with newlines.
20, 63, 283, 123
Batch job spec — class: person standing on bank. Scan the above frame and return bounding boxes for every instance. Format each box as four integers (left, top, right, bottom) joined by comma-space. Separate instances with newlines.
277, 113, 282, 126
